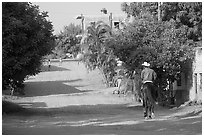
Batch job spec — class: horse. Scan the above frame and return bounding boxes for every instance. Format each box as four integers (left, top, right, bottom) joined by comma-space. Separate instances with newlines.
132, 75, 143, 102
112, 72, 143, 102
76, 53, 84, 65
141, 82, 158, 119
112, 73, 134, 95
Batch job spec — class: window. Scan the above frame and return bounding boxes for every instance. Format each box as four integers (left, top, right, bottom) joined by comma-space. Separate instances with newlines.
90, 21, 95, 26
113, 21, 119, 29
194, 73, 197, 94
200, 73, 202, 92
177, 73, 182, 86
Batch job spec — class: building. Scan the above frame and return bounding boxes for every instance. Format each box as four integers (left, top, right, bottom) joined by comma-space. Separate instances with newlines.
77, 13, 127, 32
173, 47, 202, 106
190, 47, 202, 102
76, 13, 127, 54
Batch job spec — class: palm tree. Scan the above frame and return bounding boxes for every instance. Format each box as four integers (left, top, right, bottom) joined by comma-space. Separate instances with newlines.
81, 21, 111, 52
80, 21, 116, 86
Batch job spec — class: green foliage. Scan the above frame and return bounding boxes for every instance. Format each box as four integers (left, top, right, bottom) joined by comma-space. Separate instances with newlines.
121, 2, 202, 41
115, 2, 201, 105
80, 21, 117, 86
108, 12, 159, 71
161, 2, 202, 41
54, 23, 82, 58
2, 2, 55, 87
77, 2, 201, 96
121, 2, 158, 17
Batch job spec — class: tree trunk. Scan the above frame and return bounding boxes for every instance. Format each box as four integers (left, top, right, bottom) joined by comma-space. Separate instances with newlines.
99, 68, 109, 87
169, 80, 175, 105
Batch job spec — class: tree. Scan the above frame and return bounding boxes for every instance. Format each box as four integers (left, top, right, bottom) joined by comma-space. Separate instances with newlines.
121, 2, 202, 42
121, 2, 159, 17
2, 2, 55, 88
161, 2, 202, 41
80, 21, 116, 86
108, 11, 159, 71
54, 23, 82, 58
110, 2, 201, 104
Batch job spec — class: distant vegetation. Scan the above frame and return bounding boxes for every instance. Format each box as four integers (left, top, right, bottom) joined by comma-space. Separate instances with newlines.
50, 23, 82, 59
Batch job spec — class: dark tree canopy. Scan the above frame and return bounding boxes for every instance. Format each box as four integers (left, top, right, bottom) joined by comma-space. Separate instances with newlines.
121, 2, 202, 41
112, 2, 201, 104
2, 2, 55, 87
114, 2, 202, 83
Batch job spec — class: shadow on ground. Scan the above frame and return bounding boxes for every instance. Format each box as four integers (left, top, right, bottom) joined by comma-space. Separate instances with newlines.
40, 65, 70, 72
23, 79, 92, 97
2, 102, 143, 117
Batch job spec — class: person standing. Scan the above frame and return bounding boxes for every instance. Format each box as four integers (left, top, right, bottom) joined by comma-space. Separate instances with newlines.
48, 59, 51, 71
59, 57, 62, 66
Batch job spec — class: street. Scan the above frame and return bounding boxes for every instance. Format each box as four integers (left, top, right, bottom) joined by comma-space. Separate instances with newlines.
2, 60, 202, 135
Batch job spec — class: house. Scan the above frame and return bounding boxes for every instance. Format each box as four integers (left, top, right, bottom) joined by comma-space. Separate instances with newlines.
77, 13, 127, 31
76, 13, 127, 54
173, 47, 202, 106
190, 47, 202, 102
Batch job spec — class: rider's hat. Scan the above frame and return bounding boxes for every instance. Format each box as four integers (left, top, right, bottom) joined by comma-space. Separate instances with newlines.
142, 62, 150, 67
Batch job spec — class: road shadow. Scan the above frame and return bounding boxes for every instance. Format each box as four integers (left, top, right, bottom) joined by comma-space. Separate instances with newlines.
23, 79, 92, 97
40, 65, 70, 72
3, 104, 142, 116
2, 101, 47, 114
126, 105, 143, 110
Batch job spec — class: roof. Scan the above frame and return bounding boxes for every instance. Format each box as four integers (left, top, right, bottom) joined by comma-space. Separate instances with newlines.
84, 14, 126, 21
83, 14, 127, 28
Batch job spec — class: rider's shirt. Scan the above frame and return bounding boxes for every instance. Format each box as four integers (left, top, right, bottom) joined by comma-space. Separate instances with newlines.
141, 68, 157, 84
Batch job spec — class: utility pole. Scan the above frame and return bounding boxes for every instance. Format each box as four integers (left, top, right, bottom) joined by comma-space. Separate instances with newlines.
81, 14, 84, 33
109, 12, 113, 29
158, 2, 163, 22
76, 14, 84, 33
101, 8, 112, 29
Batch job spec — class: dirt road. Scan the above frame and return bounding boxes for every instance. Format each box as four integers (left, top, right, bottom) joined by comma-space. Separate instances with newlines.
2, 60, 202, 135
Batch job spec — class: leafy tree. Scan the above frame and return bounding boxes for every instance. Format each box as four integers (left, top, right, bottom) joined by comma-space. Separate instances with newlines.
108, 11, 159, 71
121, 2, 202, 42
54, 23, 82, 58
111, 2, 201, 104
121, 2, 159, 17
2, 2, 55, 88
161, 2, 202, 41
80, 21, 116, 86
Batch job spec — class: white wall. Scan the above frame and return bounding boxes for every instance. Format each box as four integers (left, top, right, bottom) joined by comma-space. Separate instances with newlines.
190, 47, 202, 102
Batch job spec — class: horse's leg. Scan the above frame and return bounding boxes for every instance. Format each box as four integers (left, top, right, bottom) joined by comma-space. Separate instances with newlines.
144, 107, 147, 118
143, 100, 148, 119
124, 81, 129, 96
132, 80, 137, 101
151, 105, 155, 119
10, 88, 14, 96
148, 105, 152, 119
150, 91, 156, 118
117, 79, 122, 94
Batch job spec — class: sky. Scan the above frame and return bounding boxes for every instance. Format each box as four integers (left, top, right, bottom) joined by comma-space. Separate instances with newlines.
34, 2, 125, 34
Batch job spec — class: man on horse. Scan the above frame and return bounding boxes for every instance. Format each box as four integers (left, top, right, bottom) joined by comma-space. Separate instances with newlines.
141, 62, 157, 119
141, 62, 157, 91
